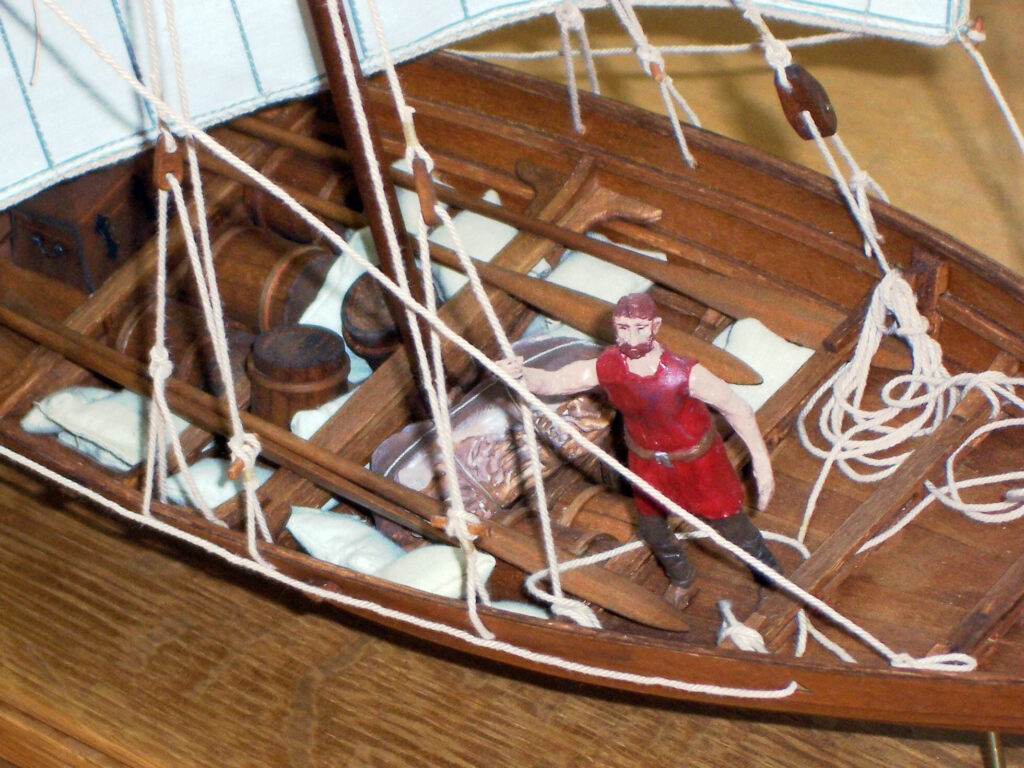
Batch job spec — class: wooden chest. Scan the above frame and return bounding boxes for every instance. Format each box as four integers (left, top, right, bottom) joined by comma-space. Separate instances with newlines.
10, 158, 155, 293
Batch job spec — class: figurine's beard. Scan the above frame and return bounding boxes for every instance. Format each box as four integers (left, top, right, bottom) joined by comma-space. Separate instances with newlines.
618, 340, 654, 359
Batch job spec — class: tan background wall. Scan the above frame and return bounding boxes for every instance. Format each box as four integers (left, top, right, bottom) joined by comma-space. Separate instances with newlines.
461, 0, 1024, 276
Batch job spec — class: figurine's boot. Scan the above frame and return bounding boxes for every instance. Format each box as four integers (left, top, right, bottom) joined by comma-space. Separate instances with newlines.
637, 513, 698, 609
707, 511, 780, 587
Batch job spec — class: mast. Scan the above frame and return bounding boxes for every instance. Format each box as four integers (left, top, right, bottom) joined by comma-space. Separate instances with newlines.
305, 0, 429, 391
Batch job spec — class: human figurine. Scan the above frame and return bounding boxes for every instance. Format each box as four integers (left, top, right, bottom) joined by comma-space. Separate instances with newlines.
499, 293, 779, 609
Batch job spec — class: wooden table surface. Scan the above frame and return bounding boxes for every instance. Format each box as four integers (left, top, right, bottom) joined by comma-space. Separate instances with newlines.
1, 1, 1023, 766
0, 462, 1020, 768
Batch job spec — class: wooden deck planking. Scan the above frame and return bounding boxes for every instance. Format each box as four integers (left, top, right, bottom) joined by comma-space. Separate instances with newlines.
737, 353, 1018, 651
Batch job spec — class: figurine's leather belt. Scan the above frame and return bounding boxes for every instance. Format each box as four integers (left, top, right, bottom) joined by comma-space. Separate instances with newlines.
624, 428, 714, 467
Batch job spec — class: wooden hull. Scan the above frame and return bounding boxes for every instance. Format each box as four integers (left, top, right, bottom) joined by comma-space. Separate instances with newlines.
1, 51, 1023, 734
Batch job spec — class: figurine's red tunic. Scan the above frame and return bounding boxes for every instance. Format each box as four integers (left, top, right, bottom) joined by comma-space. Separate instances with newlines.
596, 347, 744, 520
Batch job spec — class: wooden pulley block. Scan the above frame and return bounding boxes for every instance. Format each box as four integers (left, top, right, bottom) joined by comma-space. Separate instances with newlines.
341, 272, 402, 370
247, 325, 350, 428
774, 64, 837, 140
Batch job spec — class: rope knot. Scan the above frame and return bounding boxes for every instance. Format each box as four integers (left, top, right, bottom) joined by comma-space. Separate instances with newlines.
404, 144, 435, 175
763, 37, 793, 75
893, 311, 930, 339
635, 44, 665, 80
849, 169, 886, 201
443, 510, 480, 543
963, 17, 986, 44
548, 595, 602, 628
555, 0, 585, 31
148, 345, 174, 382
717, 600, 768, 652
227, 432, 262, 482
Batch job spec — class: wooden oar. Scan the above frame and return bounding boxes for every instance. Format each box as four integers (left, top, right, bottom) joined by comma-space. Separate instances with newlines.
0, 303, 690, 633
196, 148, 759, 385
428, 244, 762, 385
230, 118, 909, 366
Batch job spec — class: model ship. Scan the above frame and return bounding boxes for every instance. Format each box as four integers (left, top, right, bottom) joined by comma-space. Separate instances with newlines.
0, 0, 1022, 735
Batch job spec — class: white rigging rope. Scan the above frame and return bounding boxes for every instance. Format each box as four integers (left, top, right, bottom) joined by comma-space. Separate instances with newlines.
607, 0, 700, 167
363, 0, 595, 631
0, 441, 799, 701
730, 0, 1019, 667
555, 0, 600, 134
24, 0, 986, 682
363, 0, 497, 638
455, 31, 861, 61
957, 24, 1024, 160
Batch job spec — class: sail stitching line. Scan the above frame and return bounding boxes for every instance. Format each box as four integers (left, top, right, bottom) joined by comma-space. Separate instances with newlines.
0, 11, 53, 168
27, 0, 980, 677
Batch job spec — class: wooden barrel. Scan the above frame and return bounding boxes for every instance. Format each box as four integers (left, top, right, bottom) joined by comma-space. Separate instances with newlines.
246, 325, 350, 428
205, 225, 337, 332
244, 147, 358, 243
340, 272, 401, 370
115, 297, 255, 394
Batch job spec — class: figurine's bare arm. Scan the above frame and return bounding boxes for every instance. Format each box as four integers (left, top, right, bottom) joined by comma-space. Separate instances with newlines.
496, 356, 599, 397
689, 364, 774, 510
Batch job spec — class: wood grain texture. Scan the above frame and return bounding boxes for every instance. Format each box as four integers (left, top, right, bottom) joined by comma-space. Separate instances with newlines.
1, 1, 1023, 762
0, 460, 1021, 768
460, 0, 1024, 278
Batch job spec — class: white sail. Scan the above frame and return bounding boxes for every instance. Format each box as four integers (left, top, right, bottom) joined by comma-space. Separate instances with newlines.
0, 0, 968, 210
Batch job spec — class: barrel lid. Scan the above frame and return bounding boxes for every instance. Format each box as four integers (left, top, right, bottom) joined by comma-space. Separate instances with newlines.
341, 272, 400, 348
250, 325, 349, 383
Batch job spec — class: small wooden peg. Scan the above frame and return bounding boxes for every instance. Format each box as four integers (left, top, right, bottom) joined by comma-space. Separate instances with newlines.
227, 457, 245, 480
153, 132, 184, 191
906, 250, 949, 334
647, 60, 665, 84
412, 156, 441, 228
775, 64, 837, 140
